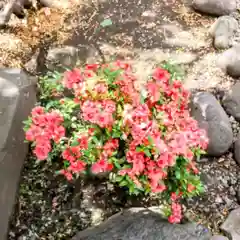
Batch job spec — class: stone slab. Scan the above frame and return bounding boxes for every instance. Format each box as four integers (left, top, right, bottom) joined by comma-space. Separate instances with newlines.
0, 68, 36, 240
72, 207, 212, 240
221, 207, 240, 240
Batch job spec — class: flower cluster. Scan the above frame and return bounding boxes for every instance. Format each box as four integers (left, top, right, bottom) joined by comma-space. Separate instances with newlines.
60, 135, 89, 180
24, 61, 209, 224
25, 106, 65, 160
168, 202, 182, 224
81, 100, 116, 128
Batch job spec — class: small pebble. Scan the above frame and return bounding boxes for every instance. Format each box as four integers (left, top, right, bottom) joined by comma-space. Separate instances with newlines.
229, 186, 236, 196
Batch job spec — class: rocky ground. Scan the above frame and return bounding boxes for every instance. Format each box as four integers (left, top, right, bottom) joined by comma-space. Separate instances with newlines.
4, 0, 240, 239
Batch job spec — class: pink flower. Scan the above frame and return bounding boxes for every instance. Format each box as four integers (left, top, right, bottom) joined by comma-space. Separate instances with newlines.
70, 146, 82, 159
126, 150, 145, 175
62, 148, 75, 162
151, 183, 167, 193
156, 152, 172, 169
91, 159, 113, 173
33, 140, 51, 160
148, 170, 167, 193
103, 139, 119, 157
152, 68, 170, 83
132, 104, 150, 123
45, 111, 64, 126
170, 192, 182, 201
68, 160, 86, 173
77, 135, 89, 150
31, 106, 45, 116
146, 82, 161, 102
114, 60, 131, 71
63, 69, 84, 89
168, 215, 181, 224
168, 203, 182, 224
25, 125, 42, 141
102, 100, 116, 113
32, 114, 46, 127
81, 100, 116, 128
55, 126, 65, 142
94, 83, 108, 94
60, 170, 73, 181
85, 64, 99, 72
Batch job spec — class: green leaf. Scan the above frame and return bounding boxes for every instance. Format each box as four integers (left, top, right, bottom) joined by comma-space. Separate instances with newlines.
147, 135, 154, 145
71, 123, 78, 129
83, 150, 90, 157
112, 131, 121, 138
63, 161, 70, 168
136, 146, 143, 152
114, 161, 121, 169
119, 180, 128, 187
140, 94, 145, 104
100, 19, 113, 28
115, 175, 124, 182
144, 149, 151, 157
92, 136, 99, 145
129, 185, 140, 195
117, 104, 123, 114
71, 139, 79, 147
175, 170, 181, 180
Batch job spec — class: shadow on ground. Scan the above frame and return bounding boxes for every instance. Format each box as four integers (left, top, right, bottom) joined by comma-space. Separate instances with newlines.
64, 0, 213, 62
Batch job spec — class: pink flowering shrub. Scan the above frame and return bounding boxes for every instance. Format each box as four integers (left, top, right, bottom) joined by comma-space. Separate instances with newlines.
23, 61, 208, 223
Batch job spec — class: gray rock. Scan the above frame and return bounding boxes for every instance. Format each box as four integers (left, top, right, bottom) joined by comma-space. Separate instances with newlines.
221, 208, 240, 240
215, 195, 223, 204
0, 0, 35, 27
192, 0, 237, 16
0, 1, 14, 27
190, 92, 233, 156
46, 45, 78, 71
222, 83, 240, 121
209, 16, 238, 49
229, 186, 236, 196
39, 0, 74, 9
236, 186, 240, 203
217, 45, 240, 78
0, 69, 36, 240
72, 207, 212, 240
234, 132, 240, 165
23, 49, 40, 75
211, 236, 229, 240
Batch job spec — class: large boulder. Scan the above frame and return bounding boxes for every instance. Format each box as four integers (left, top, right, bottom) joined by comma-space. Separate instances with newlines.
222, 83, 240, 121
234, 131, 240, 165
217, 45, 240, 78
46, 45, 78, 71
0, 0, 36, 27
211, 236, 229, 240
209, 16, 238, 49
192, 0, 237, 16
0, 69, 36, 239
190, 92, 233, 156
38, 0, 79, 9
221, 208, 240, 240
72, 207, 212, 240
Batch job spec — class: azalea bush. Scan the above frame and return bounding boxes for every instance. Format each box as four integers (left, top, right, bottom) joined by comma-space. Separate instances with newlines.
23, 61, 208, 223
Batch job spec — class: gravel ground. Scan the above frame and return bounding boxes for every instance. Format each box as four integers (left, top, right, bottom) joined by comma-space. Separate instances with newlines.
186, 151, 240, 235
231, 0, 240, 44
